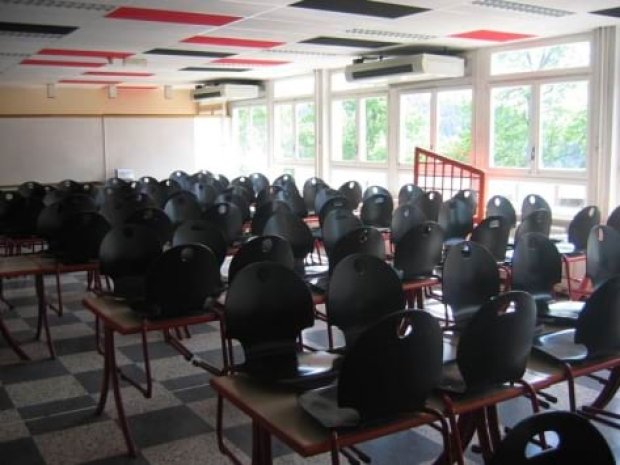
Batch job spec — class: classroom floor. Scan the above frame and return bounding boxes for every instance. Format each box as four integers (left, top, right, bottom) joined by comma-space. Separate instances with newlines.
0, 272, 619, 465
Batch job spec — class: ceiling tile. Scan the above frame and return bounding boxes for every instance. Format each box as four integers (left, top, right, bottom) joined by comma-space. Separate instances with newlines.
213, 57, 289, 66
0, 21, 78, 37
182, 35, 285, 48
180, 66, 249, 72
21, 58, 105, 67
290, 0, 429, 19
450, 29, 536, 42
105, 6, 240, 26
300, 36, 398, 48
591, 7, 620, 18
38, 48, 132, 59
145, 48, 233, 58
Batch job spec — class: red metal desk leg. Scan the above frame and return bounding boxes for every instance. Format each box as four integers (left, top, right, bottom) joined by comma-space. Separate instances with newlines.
35, 274, 55, 359
0, 315, 30, 360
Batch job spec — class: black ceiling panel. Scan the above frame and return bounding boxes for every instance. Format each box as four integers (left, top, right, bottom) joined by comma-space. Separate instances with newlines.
590, 7, 620, 18
0, 21, 77, 36
146, 49, 233, 58
181, 67, 249, 72
301, 36, 398, 48
290, 0, 428, 19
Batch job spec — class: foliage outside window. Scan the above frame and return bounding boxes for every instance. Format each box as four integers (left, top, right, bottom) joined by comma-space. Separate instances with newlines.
490, 85, 531, 169
232, 105, 267, 168
274, 101, 316, 160
491, 41, 590, 75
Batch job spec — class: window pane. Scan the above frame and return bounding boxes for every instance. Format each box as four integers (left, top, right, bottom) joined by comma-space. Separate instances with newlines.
491, 41, 590, 75
399, 92, 431, 163
436, 89, 472, 162
250, 106, 267, 157
539, 81, 588, 170
232, 107, 250, 154
490, 86, 531, 168
296, 102, 315, 160
332, 99, 357, 161
275, 104, 294, 159
363, 96, 387, 163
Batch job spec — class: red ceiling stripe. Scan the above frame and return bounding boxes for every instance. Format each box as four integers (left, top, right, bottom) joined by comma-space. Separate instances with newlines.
183, 36, 284, 49
21, 59, 105, 68
450, 29, 535, 42
106, 7, 239, 26
213, 58, 288, 66
83, 71, 154, 77
59, 79, 121, 84
38, 49, 132, 59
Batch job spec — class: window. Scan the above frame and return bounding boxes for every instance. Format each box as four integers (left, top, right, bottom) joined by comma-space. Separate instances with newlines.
331, 95, 388, 163
491, 41, 590, 75
490, 85, 531, 169
274, 101, 316, 160
399, 88, 472, 163
231, 104, 267, 172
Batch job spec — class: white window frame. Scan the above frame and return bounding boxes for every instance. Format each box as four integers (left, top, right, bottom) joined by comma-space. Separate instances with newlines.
273, 98, 316, 164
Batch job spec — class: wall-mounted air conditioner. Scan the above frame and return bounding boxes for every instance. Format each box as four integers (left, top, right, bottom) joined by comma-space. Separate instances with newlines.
192, 83, 260, 102
344, 53, 465, 82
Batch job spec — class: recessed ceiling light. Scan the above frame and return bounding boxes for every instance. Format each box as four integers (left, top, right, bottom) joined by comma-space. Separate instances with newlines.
345, 28, 436, 41
472, 0, 573, 17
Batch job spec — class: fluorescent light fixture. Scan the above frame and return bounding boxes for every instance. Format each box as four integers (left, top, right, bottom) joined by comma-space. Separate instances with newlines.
345, 28, 436, 40
472, 0, 574, 17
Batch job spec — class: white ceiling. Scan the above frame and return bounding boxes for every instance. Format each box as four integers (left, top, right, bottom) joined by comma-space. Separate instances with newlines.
0, 0, 619, 88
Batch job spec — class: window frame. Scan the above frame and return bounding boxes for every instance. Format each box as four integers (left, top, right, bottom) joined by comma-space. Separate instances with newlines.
273, 98, 316, 163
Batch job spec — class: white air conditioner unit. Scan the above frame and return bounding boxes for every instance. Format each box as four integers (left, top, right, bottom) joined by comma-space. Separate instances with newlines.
344, 53, 465, 82
192, 84, 260, 102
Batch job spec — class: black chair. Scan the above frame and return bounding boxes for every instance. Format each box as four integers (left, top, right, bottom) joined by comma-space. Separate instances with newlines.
230, 176, 255, 201
360, 193, 393, 229
263, 210, 314, 269
327, 253, 405, 348
568, 205, 600, 251
105, 177, 130, 189
606, 204, 620, 233
36, 194, 97, 252
440, 291, 538, 464
398, 183, 424, 206
0, 191, 26, 236
414, 190, 443, 222
318, 196, 350, 229
248, 172, 270, 197
225, 184, 254, 207
273, 173, 297, 191
390, 203, 427, 245
314, 188, 343, 216
227, 235, 295, 284
224, 262, 338, 385
329, 227, 385, 275
522, 194, 552, 222
486, 195, 517, 229
514, 209, 552, 245
321, 208, 362, 257
98, 224, 162, 302
163, 191, 202, 227
338, 180, 362, 211
136, 177, 166, 207
159, 179, 182, 202
169, 170, 192, 191
18, 181, 46, 200
470, 216, 511, 263
144, 244, 222, 318
172, 219, 227, 267
217, 173, 230, 189
454, 189, 478, 216
126, 207, 173, 245
58, 179, 82, 194
362, 185, 390, 201
250, 201, 291, 236
276, 188, 308, 218
58, 211, 111, 264
438, 197, 474, 244
586, 224, 620, 290
216, 190, 251, 222
489, 411, 615, 465
534, 275, 620, 415
298, 310, 450, 465
191, 181, 218, 212
99, 197, 139, 227
442, 241, 500, 327
203, 202, 244, 245
303, 177, 327, 214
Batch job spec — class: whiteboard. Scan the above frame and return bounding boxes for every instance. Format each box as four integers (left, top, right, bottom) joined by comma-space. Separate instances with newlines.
103, 116, 196, 180
0, 117, 105, 185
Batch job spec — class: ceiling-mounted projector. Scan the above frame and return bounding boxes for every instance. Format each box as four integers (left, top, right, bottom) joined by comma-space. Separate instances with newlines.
344, 53, 465, 82
192, 83, 260, 102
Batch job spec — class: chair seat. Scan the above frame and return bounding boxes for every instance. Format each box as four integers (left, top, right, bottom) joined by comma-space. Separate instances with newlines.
438, 361, 467, 394
533, 329, 587, 362
298, 384, 360, 428
540, 300, 585, 326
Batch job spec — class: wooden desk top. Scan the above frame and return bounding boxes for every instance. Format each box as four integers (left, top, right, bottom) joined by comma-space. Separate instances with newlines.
82, 294, 220, 335
0, 255, 44, 277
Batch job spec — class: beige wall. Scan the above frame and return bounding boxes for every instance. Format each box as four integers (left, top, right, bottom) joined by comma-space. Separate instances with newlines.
0, 86, 197, 115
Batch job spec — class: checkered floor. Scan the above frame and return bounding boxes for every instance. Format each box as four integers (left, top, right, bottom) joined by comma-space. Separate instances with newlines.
0, 271, 619, 465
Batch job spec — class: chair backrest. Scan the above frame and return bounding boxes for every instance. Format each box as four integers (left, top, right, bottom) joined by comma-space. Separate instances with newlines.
337, 310, 443, 420
314, 187, 343, 216
438, 197, 474, 240
568, 205, 600, 251
586, 225, 620, 288
606, 204, 620, 234
414, 190, 443, 222
248, 172, 270, 196
511, 233, 562, 312
217, 173, 230, 189
275, 188, 308, 218
318, 195, 350, 228
328, 253, 405, 348
136, 178, 166, 207
203, 201, 244, 245
263, 210, 314, 261
303, 177, 327, 214
256, 185, 282, 207
36, 194, 97, 250
338, 180, 362, 210
99, 196, 139, 227
575, 275, 620, 358
216, 190, 251, 221
145, 244, 222, 318
58, 212, 111, 264
163, 191, 201, 226
125, 207, 173, 245
486, 195, 517, 228
398, 183, 424, 206
454, 189, 478, 215
391, 203, 427, 245
230, 176, 255, 201
442, 241, 500, 325
321, 208, 363, 256
228, 235, 295, 283
169, 170, 192, 191
489, 411, 615, 465
394, 221, 444, 280
360, 193, 393, 228
191, 181, 218, 211
172, 219, 227, 267
224, 262, 314, 380
470, 216, 511, 262
18, 181, 46, 200
457, 291, 536, 391
522, 194, 552, 221
515, 209, 552, 244
58, 179, 82, 194
362, 185, 391, 201
329, 226, 385, 274
0, 191, 26, 234
159, 178, 182, 202
98, 224, 162, 300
